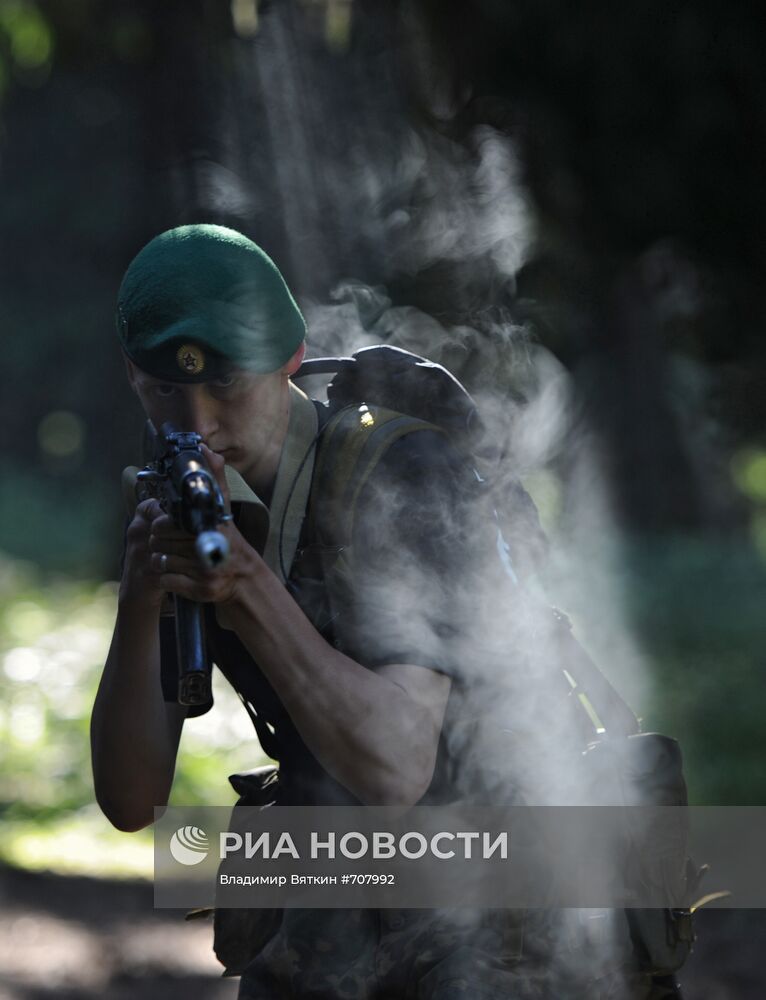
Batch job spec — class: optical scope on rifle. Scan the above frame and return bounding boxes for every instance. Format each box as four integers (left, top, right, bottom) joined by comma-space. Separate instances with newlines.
135, 422, 231, 707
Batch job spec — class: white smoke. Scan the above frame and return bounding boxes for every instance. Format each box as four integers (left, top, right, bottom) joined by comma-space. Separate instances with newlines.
300, 275, 651, 752
387, 126, 533, 280
233, 5, 661, 985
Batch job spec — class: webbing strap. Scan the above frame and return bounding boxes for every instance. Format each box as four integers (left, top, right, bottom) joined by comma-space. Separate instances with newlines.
308, 405, 442, 549
344, 414, 446, 547
263, 383, 319, 583
306, 406, 354, 542
318, 408, 382, 531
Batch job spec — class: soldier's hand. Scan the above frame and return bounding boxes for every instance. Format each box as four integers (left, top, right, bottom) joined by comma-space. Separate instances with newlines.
148, 444, 260, 606
120, 498, 169, 610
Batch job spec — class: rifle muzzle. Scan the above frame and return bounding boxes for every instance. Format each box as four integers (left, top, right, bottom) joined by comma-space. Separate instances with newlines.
196, 530, 230, 570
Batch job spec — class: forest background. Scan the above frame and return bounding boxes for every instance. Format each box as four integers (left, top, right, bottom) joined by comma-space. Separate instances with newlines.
0, 1, 764, 997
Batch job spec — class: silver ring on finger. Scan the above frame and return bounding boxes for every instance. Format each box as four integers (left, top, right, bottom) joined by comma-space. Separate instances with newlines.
160, 554, 168, 574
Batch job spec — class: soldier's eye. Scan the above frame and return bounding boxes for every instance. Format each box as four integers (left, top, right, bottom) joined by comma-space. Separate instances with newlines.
154, 384, 177, 397
210, 375, 238, 394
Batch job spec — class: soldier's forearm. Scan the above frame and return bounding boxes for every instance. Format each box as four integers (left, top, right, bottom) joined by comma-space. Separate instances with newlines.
221, 552, 441, 806
90, 598, 185, 831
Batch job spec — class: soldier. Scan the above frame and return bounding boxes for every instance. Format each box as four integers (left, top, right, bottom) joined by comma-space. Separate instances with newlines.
93, 223, 694, 999
91, 224, 525, 998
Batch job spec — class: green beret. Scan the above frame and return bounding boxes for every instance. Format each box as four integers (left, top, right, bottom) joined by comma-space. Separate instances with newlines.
116, 224, 306, 380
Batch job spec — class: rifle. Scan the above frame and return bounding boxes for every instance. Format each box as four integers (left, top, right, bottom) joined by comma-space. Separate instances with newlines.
135, 422, 231, 706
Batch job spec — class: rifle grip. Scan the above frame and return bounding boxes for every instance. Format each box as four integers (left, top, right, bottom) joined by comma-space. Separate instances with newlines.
174, 595, 212, 707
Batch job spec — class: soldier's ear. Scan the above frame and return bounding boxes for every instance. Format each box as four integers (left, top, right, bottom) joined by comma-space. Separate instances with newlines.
283, 342, 306, 378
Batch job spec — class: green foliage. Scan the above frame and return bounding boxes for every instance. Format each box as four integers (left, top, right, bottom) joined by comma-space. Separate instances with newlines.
586, 537, 766, 806
731, 448, 766, 561
0, 554, 265, 875
1, 527, 763, 877
0, 471, 115, 576
0, 0, 53, 97
732, 449, 766, 503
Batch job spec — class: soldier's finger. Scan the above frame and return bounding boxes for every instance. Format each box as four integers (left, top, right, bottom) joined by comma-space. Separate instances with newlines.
135, 498, 164, 522
151, 516, 193, 539
152, 552, 199, 576
200, 443, 231, 510
158, 572, 210, 602
149, 535, 197, 557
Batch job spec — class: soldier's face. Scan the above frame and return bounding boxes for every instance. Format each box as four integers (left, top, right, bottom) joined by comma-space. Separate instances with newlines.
125, 348, 303, 486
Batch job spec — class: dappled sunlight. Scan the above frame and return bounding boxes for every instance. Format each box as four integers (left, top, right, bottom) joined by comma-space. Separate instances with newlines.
3, 810, 154, 878
0, 862, 237, 997
0, 555, 265, 876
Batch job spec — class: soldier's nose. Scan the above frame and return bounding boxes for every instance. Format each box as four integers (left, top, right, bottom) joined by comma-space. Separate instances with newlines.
183, 393, 219, 441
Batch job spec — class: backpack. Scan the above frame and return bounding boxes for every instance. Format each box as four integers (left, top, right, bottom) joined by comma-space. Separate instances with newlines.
292, 344, 701, 984
295, 344, 646, 743
214, 344, 701, 990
